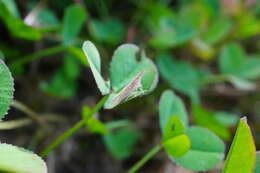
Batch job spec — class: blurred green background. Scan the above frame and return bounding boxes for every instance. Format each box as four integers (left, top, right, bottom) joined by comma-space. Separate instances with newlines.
0, 0, 260, 172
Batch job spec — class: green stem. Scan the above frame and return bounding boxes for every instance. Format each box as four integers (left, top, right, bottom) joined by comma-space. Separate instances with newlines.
202, 74, 229, 84
40, 95, 108, 158
127, 144, 162, 173
10, 45, 67, 67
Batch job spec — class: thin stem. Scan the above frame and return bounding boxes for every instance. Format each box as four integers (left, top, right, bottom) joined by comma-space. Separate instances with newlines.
40, 95, 108, 158
10, 45, 67, 67
11, 100, 49, 129
202, 74, 229, 84
127, 144, 162, 173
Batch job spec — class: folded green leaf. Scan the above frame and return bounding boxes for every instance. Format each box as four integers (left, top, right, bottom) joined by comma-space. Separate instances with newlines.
0, 59, 14, 119
82, 41, 110, 95
222, 117, 256, 173
106, 44, 158, 109
162, 115, 185, 141
159, 90, 188, 130
163, 134, 190, 158
174, 126, 225, 171
0, 143, 47, 173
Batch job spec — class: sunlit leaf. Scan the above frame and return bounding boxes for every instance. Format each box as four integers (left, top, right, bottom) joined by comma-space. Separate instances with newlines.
0, 59, 14, 119
222, 117, 256, 173
0, 143, 47, 173
163, 134, 190, 158
174, 126, 225, 171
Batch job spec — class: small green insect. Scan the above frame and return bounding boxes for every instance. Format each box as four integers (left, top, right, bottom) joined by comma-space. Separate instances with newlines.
0, 59, 14, 119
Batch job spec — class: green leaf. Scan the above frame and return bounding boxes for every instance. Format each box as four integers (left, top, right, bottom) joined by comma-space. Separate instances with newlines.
162, 115, 185, 141
103, 122, 140, 159
0, 59, 14, 118
150, 17, 195, 49
105, 44, 158, 109
174, 126, 225, 171
40, 54, 80, 99
0, 0, 20, 18
161, 115, 190, 159
0, 143, 47, 173
34, 8, 59, 28
201, 16, 232, 44
163, 134, 190, 158
214, 112, 239, 127
86, 117, 107, 135
82, 41, 110, 95
222, 117, 256, 173
192, 105, 230, 140
89, 18, 125, 44
62, 5, 87, 45
219, 44, 260, 82
254, 152, 260, 173
159, 90, 188, 130
157, 53, 206, 103
0, 2, 41, 40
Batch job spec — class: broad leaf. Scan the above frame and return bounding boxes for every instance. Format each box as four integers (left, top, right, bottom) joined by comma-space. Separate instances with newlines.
192, 105, 230, 140
159, 90, 188, 130
219, 44, 260, 84
0, 59, 14, 118
105, 44, 158, 109
157, 54, 206, 103
103, 122, 140, 159
82, 41, 110, 95
89, 18, 125, 44
0, 143, 47, 173
222, 117, 256, 173
62, 5, 87, 45
174, 126, 225, 171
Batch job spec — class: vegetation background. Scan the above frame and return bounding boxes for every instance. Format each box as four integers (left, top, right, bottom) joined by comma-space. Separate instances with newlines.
0, 0, 260, 172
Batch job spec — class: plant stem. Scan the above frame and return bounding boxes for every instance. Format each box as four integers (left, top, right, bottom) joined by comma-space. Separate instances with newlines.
39, 95, 108, 158
127, 144, 162, 173
10, 45, 67, 67
202, 74, 229, 84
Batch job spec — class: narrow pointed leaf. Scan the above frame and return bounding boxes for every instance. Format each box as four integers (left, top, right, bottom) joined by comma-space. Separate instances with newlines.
82, 41, 110, 95
222, 117, 256, 173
